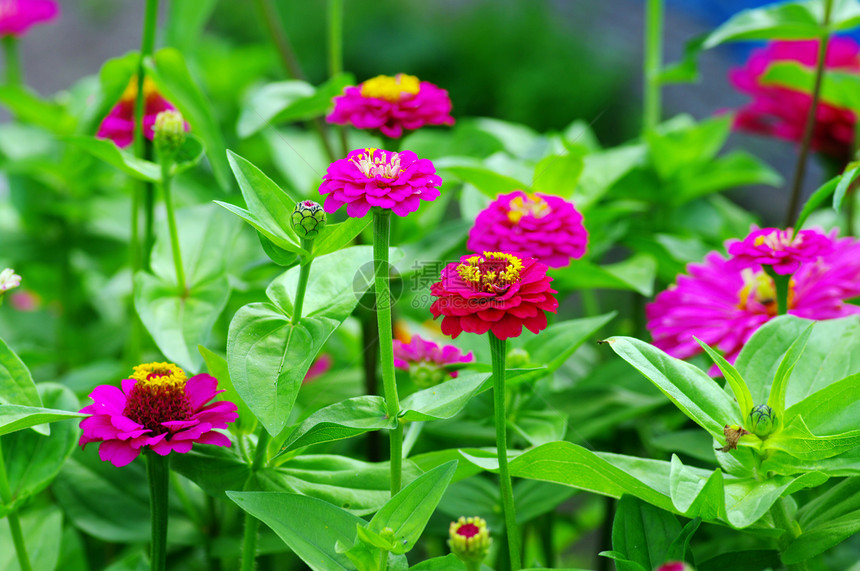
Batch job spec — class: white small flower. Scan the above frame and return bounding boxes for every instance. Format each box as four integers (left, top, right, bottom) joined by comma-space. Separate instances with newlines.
0, 268, 21, 293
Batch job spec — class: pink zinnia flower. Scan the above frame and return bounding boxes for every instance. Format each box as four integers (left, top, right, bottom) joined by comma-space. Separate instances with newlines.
730, 38, 860, 160
393, 334, 473, 386
302, 354, 332, 385
647, 231, 860, 365
327, 73, 454, 139
467, 191, 588, 268
318, 148, 442, 217
727, 227, 834, 275
0, 0, 58, 37
430, 252, 558, 340
97, 77, 184, 149
78, 362, 238, 467
656, 563, 694, 571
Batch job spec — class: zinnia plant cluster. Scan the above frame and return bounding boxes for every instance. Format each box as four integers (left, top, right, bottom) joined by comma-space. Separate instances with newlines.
7, 1, 860, 571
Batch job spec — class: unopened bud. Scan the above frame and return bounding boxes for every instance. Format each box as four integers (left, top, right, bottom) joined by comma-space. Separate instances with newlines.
448, 516, 491, 565
748, 404, 777, 438
409, 361, 447, 388
154, 110, 186, 156
506, 347, 532, 369
0, 268, 21, 293
291, 200, 327, 239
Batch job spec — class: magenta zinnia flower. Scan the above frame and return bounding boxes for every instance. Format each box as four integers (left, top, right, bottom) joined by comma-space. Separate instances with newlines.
302, 354, 332, 385
393, 334, 473, 386
467, 191, 588, 268
327, 74, 454, 139
97, 78, 185, 149
730, 38, 860, 161
656, 563, 694, 571
78, 362, 238, 467
727, 227, 834, 275
318, 148, 442, 217
647, 231, 860, 365
0, 0, 59, 37
430, 252, 558, 340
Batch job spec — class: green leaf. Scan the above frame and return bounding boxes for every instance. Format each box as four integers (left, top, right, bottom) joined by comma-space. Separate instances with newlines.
312, 216, 373, 258
438, 158, 528, 198
166, 0, 217, 53
0, 337, 40, 407
146, 48, 231, 189
659, 34, 707, 84
697, 550, 780, 571
605, 337, 739, 439
81, 51, 138, 136
665, 517, 701, 562
237, 74, 354, 138
612, 495, 681, 571
400, 373, 492, 422
794, 176, 840, 233
0, 405, 83, 437
198, 345, 257, 435
695, 338, 754, 420
278, 396, 394, 454
62, 135, 162, 182
410, 554, 467, 570
227, 491, 363, 571
704, 1, 822, 48
674, 151, 782, 203
646, 115, 732, 180
0, 508, 63, 571
834, 163, 860, 212
532, 152, 585, 197
369, 461, 457, 554
768, 323, 815, 417
0, 85, 75, 134
783, 508, 860, 563
551, 255, 657, 296
168, 445, 250, 499
228, 246, 374, 435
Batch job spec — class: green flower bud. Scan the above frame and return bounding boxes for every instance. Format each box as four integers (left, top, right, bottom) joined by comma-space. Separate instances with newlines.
153, 110, 186, 156
748, 404, 777, 438
291, 200, 327, 239
506, 347, 532, 369
409, 361, 447, 388
448, 516, 491, 565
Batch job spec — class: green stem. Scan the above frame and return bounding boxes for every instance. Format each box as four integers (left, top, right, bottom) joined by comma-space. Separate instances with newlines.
146, 450, 170, 571
0, 439, 33, 571
785, 0, 834, 227
373, 209, 402, 495
643, 0, 663, 132
2, 36, 22, 87
489, 333, 521, 571
291, 239, 314, 325
327, 0, 343, 79
766, 267, 791, 316
772, 497, 807, 569
160, 162, 186, 295
241, 431, 270, 571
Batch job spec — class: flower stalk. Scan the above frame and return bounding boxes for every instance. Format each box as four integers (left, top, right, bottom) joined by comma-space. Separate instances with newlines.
643, 0, 664, 132
785, 0, 835, 226
0, 439, 33, 571
2, 36, 22, 87
373, 208, 403, 495
327, 0, 349, 156
160, 161, 187, 295
489, 333, 521, 570
146, 449, 170, 571
241, 431, 269, 571
291, 239, 314, 325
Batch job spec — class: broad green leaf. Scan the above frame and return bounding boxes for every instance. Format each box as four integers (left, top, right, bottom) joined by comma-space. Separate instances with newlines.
0, 338, 40, 407
659, 34, 707, 84
798, 477, 860, 529
62, 135, 161, 182
312, 216, 373, 258
794, 176, 840, 233
605, 337, 739, 439
646, 115, 732, 180
0, 406, 83, 437
764, 416, 860, 462
437, 157, 528, 198
834, 163, 860, 212
762, 60, 860, 112
166, 0, 217, 53
0, 508, 62, 571
783, 507, 860, 564
695, 338, 753, 420
704, 1, 822, 48
673, 151, 782, 204
611, 495, 681, 571
198, 345, 257, 435
575, 144, 646, 209
698, 550, 780, 571
784, 372, 860, 436
0, 85, 74, 134
410, 554, 467, 570
551, 255, 657, 296
146, 48, 231, 188
598, 551, 647, 571
228, 247, 374, 435
237, 74, 354, 138
278, 396, 394, 454
0, 384, 79, 516
472, 117, 542, 158
227, 491, 363, 571
768, 323, 814, 416
510, 408, 568, 446
369, 461, 457, 554
520, 313, 616, 373
532, 152, 585, 197
400, 373, 491, 422
168, 445, 250, 499
665, 517, 701, 563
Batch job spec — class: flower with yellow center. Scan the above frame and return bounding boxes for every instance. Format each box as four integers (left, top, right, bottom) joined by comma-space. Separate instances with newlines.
456, 252, 523, 294
507, 193, 550, 224
360, 74, 421, 101
736, 269, 795, 315
350, 148, 404, 179
120, 76, 160, 105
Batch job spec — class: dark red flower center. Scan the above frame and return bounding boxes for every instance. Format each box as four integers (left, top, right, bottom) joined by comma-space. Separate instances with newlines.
456, 252, 523, 294
123, 378, 191, 434
456, 523, 480, 538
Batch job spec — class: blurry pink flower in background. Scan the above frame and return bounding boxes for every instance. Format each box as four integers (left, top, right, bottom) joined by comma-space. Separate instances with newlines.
729, 38, 860, 161
9, 290, 39, 311
393, 335, 473, 386
318, 148, 442, 217
302, 354, 332, 384
97, 77, 184, 148
467, 191, 588, 268
727, 227, 834, 275
327, 73, 454, 138
647, 230, 860, 366
0, 0, 59, 37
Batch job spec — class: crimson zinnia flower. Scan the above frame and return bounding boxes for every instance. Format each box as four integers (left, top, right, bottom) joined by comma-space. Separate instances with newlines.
327, 73, 454, 138
430, 252, 558, 340
97, 77, 185, 148
647, 230, 860, 366
727, 227, 834, 275
318, 148, 442, 217
730, 38, 860, 161
78, 362, 238, 467
0, 0, 58, 37
393, 334, 473, 386
467, 191, 588, 268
